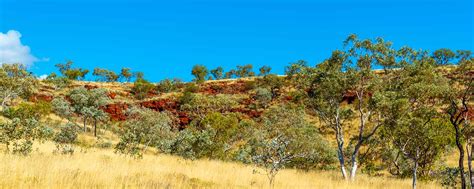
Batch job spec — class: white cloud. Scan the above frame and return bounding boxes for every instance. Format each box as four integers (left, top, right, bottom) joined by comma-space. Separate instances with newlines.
38, 74, 48, 80
0, 30, 38, 66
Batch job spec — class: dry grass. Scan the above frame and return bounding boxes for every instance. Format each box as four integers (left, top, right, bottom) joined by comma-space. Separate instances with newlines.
0, 142, 441, 189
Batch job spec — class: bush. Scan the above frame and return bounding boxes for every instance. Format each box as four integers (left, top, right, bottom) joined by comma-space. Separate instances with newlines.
53, 123, 78, 155
115, 108, 175, 158
131, 78, 155, 100
156, 78, 183, 93
254, 87, 272, 109
0, 118, 52, 155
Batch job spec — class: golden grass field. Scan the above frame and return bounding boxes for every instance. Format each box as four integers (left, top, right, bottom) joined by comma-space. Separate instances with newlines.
0, 142, 442, 189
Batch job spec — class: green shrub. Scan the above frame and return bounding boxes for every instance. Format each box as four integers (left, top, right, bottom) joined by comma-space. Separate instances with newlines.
131, 78, 155, 100
53, 123, 78, 155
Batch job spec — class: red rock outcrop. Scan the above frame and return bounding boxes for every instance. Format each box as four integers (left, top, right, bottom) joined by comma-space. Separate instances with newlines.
102, 103, 128, 121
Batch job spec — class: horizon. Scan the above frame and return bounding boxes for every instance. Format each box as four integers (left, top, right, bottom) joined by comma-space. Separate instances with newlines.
1, 0, 473, 82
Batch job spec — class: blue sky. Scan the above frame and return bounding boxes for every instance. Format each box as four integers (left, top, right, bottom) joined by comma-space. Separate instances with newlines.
1, 0, 472, 81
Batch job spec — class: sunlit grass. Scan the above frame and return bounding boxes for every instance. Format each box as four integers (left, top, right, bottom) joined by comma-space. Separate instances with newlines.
0, 142, 441, 189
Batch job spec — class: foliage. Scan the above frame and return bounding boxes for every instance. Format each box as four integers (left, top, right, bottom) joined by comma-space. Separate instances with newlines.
210, 66, 224, 80
55, 60, 89, 80
236, 64, 255, 78
51, 97, 75, 121
258, 74, 285, 99
191, 65, 209, 83
258, 65, 271, 76
92, 67, 119, 82
115, 108, 175, 158
67, 87, 110, 134
0, 118, 52, 155
53, 123, 78, 155
131, 78, 155, 100
120, 67, 133, 82
156, 78, 183, 93
3, 101, 51, 120
0, 63, 38, 110
180, 94, 238, 119
254, 87, 272, 109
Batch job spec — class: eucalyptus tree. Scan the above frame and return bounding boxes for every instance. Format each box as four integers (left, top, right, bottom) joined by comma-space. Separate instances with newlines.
291, 50, 354, 179
381, 49, 452, 189
443, 51, 473, 189
115, 107, 175, 158
259, 65, 271, 76
68, 87, 110, 135
0, 63, 38, 110
120, 67, 133, 82
210, 66, 224, 80
191, 64, 209, 83
55, 60, 89, 80
342, 34, 396, 179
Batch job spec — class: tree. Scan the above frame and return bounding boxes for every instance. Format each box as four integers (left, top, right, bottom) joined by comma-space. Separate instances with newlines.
210, 66, 224, 80
55, 60, 89, 80
131, 78, 155, 100
259, 74, 285, 99
381, 50, 451, 189
259, 65, 271, 76
191, 65, 209, 83
343, 35, 394, 179
0, 117, 52, 155
92, 67, 119, 82
432, 48, 456, 65
292, 50, 353, 179
251, 105, 335, 187
0, 63, 38, 110
67, 87, 110, 135
444, 51, 473, 189
115, 107, 175, 158
156, 78, 183, 93
51, 97, 75, 122
236, 64, 255, 78
225, 69, 236, 79
120, 68, 133, 82
252, 135, 302, 188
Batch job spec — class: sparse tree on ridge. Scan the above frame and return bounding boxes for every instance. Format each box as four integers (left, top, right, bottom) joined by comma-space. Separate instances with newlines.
259, 65, 271, 76
191, 64, 209, 83
210, 66, 224, 80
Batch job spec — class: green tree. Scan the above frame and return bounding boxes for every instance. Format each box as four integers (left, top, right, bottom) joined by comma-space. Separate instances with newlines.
443, 51, 473, 189
258, 65, 271, 76
236, 64, 255, 78
0, 63, 38, 110
292, 50, 353, 179
381, 50, 451, 189
55, 60, 89, 80
92, 67, 119, 82
432, 48, 456, 65
0, 117, 52, 155
115, 108, 175, 158
191, 65, 209, 83
120, 68, 133, 82
210, 66, 224, 80
68, 87, 110, 135
254, 87, 272, 109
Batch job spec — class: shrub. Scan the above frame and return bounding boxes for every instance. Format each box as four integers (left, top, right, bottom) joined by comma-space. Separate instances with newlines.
156, 78, 183, 93
53, 123, 78, 155
131, 78, 155, 100
254, 87, 272, 109
0, 118, 52, 155
115, 108, 175, 158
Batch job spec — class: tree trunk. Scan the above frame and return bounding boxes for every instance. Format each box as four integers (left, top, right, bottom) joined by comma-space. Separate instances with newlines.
412, 160, 418, 189
336, 125, 347, 179
468, 142, 474, 189
458, 138, 467, 189
94, 119, 97, 137
83, 118, 87, 132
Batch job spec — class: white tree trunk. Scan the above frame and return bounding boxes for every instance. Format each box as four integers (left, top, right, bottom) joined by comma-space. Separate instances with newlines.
412, 161, 418, 189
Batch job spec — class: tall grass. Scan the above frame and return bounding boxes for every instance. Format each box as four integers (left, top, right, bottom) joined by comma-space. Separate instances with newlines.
0, 142, 441, 189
